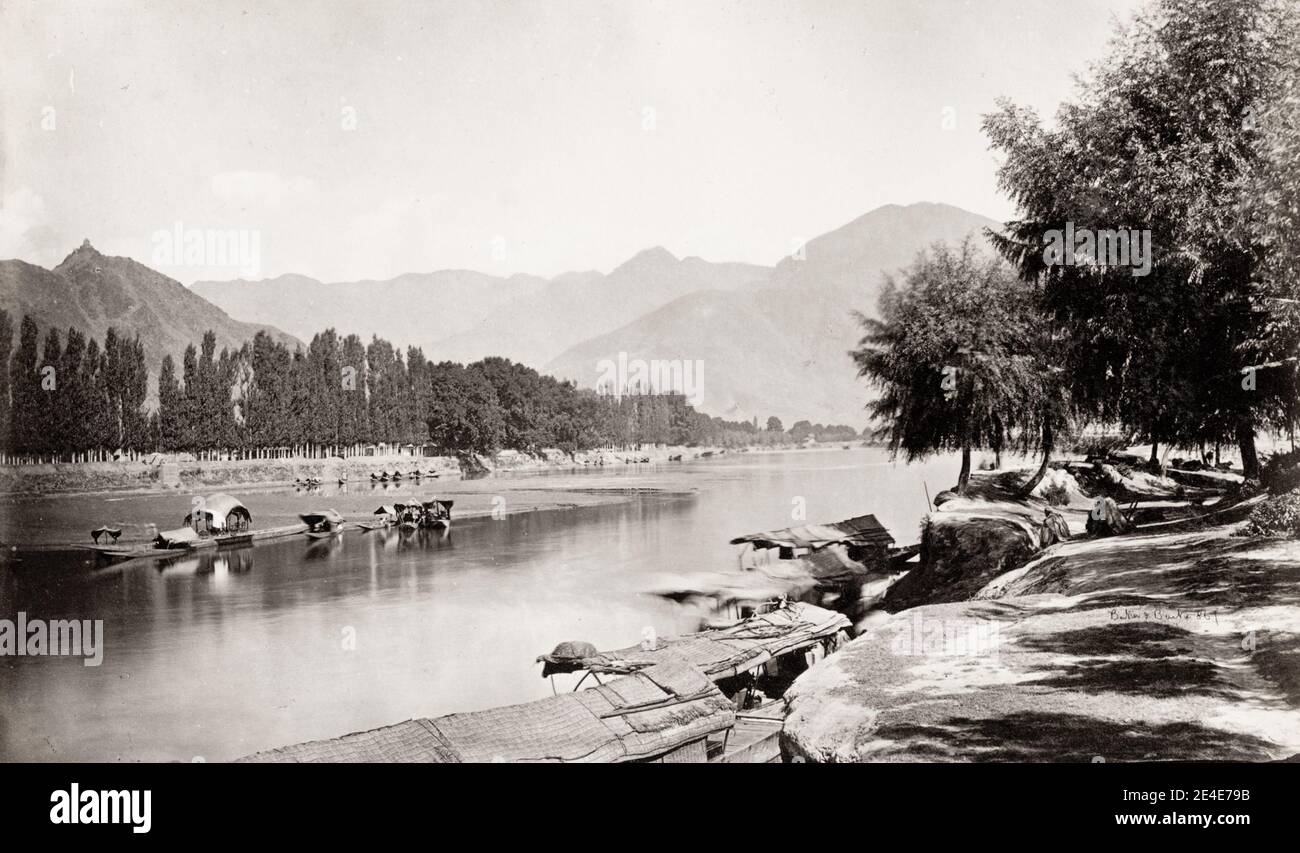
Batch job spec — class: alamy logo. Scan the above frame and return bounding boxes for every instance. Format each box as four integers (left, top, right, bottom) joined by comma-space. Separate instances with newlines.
1042, 222, 1152, 277
151, 221, 261, 277
890, 611, 1002, 658
595, 351, 704, 407
0, 612, 104, 666
50, 784, 151, 834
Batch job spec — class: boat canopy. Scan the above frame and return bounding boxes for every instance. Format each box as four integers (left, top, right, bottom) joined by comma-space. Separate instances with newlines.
537, 601, 850, 680
238, 660, 732, 764
186, 492, 252, 532
728, 513, 893, 551
374, 505, 397, 517
299, 509, 344, 528
156, 527, 201, 548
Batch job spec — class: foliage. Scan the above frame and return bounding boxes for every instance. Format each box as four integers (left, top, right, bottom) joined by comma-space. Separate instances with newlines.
850, 238, 1068, 492
0, 314, 842, 460
1239, 488, 1300, 537
1261, 448, 1300, 494
983, 0, 1300, 478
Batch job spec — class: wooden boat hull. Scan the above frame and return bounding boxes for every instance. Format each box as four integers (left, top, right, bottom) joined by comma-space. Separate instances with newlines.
306, 529, 343, 540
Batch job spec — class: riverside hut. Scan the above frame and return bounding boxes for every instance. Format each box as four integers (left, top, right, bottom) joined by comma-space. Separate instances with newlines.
238, 660, 734, 763
185, 493, 253, 534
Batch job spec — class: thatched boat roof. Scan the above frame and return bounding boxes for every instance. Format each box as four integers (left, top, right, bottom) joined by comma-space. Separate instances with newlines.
299, 509, 344, 527
538, 601, 851, 680
155, 527, 200, 548
188, 493, 251, 529
238, 660, 733, 763
729, 513, 893, 551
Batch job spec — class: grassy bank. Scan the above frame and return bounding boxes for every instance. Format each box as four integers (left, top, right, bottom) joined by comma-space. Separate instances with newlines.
782, 463, 1300, 762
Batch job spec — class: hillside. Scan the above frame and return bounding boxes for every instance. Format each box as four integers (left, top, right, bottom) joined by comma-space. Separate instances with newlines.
190, 202, 1001, 427
0, 241, 300, 377
192, 269, 551, 359
432, 248, 769, 366
548, 203, 1002, 427
194, 248, 769, 367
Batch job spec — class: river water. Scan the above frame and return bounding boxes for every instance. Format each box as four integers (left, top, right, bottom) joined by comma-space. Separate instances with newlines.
0, 447, 961, 762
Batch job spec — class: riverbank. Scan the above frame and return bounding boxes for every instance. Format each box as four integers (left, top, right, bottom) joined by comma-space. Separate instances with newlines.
781, 463, 1300, 762
0, 441, 855, 498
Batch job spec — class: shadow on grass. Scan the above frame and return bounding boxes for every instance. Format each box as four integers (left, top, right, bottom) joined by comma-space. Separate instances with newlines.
1030, 657, 1236, 699
1019, 622, 1194, 659
1253, 632, 1300, 707
874, 711, 1277, 761
1163, 555, 1300, 609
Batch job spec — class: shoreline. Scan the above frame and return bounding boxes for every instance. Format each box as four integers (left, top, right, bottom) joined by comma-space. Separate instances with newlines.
0, 441, 869, 500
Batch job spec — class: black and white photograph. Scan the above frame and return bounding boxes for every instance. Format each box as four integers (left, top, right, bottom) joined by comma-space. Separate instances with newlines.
1, 0, 1297, 831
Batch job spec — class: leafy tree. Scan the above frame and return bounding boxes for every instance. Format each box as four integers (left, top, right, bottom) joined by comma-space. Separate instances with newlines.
851, 239, 1056, 495
0, 309, 11, 455
984, 0, 1300, 479
156, 354, 183, 451
426, 361, 505, 455
8, 316, 40, 455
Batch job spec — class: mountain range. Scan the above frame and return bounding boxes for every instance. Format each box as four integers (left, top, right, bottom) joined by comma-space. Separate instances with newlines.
544, 203, 1001, 426
1, 203, 1000, 426
0, 241, 298, 380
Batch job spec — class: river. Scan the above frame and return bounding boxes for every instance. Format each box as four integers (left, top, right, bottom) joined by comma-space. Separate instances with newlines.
0, 447, 961, 761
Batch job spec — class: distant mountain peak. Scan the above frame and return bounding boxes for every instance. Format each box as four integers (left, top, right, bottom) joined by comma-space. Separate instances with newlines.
615, 245, 678, 273
65, 239, 102, 262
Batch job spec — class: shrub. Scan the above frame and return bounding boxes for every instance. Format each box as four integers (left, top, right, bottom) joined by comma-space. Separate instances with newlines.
1261, 448, 1300, 495
1239, 488, 1300, 537
1040, 481, 1071, 506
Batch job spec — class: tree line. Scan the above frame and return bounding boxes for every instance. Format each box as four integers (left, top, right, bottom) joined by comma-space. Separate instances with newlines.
854, 0, 1300, 494
0, 311, 853, 462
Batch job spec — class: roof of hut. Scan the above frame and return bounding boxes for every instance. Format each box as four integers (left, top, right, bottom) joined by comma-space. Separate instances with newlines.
199, 493, 250, 524
237, 660, 732, 763
538, 601, 851, 680
299, 509, 344, 527
728, 513, 893, 551
156, 527, 201, 547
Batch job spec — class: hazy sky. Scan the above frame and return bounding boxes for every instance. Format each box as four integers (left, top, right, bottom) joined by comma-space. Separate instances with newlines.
1, 0, 1143, 283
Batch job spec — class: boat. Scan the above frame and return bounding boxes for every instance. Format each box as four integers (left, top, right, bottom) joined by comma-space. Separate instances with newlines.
82, 544, 180, 564
358, 505, 396, 531
727, 513, 905, 618
306, 529, 342, 540
240, 659, 734, 764
535, 600, 851, 762
300, 509, 345, 538
90, 525, 123, 545
421, 499, 453, 530
730, 513, 895, 570
239, 602, 846, 764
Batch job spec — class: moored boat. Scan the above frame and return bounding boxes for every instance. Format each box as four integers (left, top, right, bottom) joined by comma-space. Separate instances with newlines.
300, 509, 345, 538
421, 499, 453, 530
